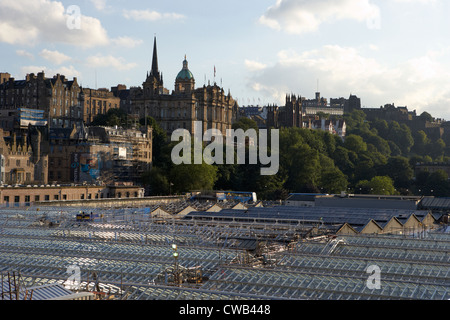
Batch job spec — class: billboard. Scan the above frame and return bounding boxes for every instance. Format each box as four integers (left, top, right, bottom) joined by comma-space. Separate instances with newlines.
71, 152, 102, 183
18, 108, 47, 127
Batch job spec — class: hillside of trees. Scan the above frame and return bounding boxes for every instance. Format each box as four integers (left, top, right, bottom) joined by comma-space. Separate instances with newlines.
93, 109, 450, 199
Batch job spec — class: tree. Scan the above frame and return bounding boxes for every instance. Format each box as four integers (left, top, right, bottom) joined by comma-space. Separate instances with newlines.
91, 108, 129, 127
411, 130, 430, 156
140, 116, 168, 166
356, 176, 396, 195
425, 170, 450, 197
320, 167, 348, 194
170, 163, 218, 193
371, 119, 389, 138
382, 156, 413, 190
344, 134, 367, 154
332, 146, 356, 181
232, 117, 259, 132
429, 139, 446, 161
344, 109, 368, 132
142, 167, 170, 195
386, 121, 413, 155
353, 154, 376, 183
363, 132, 391, 157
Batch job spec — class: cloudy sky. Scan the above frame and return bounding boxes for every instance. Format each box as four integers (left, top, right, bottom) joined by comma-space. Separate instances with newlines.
1, 0, 450, 119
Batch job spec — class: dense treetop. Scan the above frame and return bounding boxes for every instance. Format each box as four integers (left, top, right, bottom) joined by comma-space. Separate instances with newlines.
93, 109, 450, 199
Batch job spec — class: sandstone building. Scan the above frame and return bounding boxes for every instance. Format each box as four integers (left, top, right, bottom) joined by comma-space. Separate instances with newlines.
0, 72, 119, 129
117, 37, 239, 136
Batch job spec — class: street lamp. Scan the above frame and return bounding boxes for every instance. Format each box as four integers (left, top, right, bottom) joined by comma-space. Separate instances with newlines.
172, 244, 180, 285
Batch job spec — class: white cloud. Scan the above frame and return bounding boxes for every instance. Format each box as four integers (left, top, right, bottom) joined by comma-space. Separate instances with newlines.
259, 0, 380, 34
85, 54, 137, 71
111, 36, 143, 48
246, 45, 450, 119
0, 0, 109, 47
39, 49, 71, 65
244, 59, 267, 72
20, 65, 81, 79
90, 0, 107, 10
16, 50, 34, 60
123, 9, 185, 21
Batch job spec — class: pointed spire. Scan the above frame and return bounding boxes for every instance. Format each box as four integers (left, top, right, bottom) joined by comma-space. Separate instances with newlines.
150, 36, 160, 82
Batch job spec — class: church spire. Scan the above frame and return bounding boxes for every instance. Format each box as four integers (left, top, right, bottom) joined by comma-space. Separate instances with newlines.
150, 36, 161, 82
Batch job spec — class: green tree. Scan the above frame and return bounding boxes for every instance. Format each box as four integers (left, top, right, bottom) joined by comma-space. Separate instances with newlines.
371, 119, 389, 139
332, 146, 356, 181
429, 138, 446, 160
356, 176, 396, 195
353, 154, 376, 183
319, 167, 348, 194
425, 170, 450, 197
344, 134, 367, 154
142, 167, 170, 195
140, 116, 168, 166
411, 130, 430, 156
91, 108, 130, 127
279, 128, 322, 192
170, 163, 218, 193
382, 156, 413, 190
344, 109, 368, 132
232, 117, 259, 132
386, 121, 413, 155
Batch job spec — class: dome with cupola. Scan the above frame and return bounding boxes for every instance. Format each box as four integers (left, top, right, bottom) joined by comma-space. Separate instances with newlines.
176, 56, 194, 81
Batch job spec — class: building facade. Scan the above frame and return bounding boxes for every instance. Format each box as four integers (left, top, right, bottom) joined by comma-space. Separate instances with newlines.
118, 38, 238, 136
0, 126, 48, 185
0, 72, 119, 129
0, 184, 145, 207
0, 72, 82, 128
303, 92, 344, 117
47, 124, 152, 185
307, 119, 347, 139
80, 87, 120, 124
266, 94, 302, 129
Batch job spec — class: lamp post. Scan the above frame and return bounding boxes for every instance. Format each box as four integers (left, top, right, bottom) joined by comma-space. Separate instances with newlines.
172, 244, 180, 285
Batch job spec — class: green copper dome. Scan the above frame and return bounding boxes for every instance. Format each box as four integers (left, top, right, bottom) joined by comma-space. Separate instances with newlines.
176, 57, 194, 81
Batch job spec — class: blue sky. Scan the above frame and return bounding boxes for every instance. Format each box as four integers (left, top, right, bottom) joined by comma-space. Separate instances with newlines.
1, 0, 450, 119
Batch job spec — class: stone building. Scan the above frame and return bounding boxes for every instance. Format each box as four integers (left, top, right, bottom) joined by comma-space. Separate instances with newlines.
0, 126, 48, 185
47, 124, 152, 185
307, 119, 347, 139
0, 72, 120, 129
0, 184, 145, 207
117, 37, 238, 136
266, 94, 302, 129
330, 94, 361, 113
303, 92, 344, 117
80, 87, 120, 124
0, 72, 82, 128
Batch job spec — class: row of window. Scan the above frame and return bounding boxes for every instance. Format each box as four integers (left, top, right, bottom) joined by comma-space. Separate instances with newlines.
2, 191, 140, 206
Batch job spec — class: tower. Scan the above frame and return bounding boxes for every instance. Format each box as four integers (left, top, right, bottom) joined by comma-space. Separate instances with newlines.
174, 55, 195, 94
143, 36, 164, 97
149, 36, 162, 84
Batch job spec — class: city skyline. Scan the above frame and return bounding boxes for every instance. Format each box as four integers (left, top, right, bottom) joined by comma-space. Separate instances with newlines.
1, 0, 450, 119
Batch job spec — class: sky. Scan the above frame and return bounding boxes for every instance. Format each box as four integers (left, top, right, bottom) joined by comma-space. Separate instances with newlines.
1, 0, 450, 119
